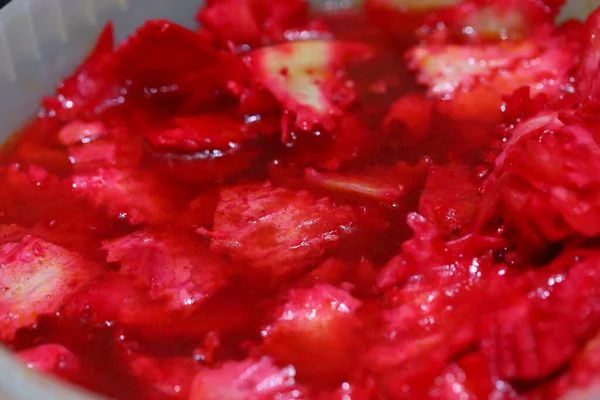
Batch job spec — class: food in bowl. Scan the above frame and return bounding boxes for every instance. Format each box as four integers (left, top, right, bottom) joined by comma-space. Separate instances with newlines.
1, 0, 600, 398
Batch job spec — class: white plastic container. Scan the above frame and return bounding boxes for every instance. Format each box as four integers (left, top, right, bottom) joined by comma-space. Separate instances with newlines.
0, 0, 597, 399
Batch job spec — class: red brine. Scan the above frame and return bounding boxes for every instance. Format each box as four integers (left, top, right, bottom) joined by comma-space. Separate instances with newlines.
1, 0, 600, 399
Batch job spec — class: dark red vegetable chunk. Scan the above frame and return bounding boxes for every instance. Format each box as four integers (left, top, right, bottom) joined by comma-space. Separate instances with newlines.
42, 20, 221, 122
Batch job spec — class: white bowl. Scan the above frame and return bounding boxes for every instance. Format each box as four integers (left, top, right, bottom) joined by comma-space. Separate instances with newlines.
0, 0, 596, 399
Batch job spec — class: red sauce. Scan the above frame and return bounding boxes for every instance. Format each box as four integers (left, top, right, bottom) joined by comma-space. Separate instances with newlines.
1, 1, 600, 399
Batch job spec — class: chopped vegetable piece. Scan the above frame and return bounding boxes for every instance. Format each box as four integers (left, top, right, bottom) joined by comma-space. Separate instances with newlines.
421, 0, 565, 43
244, 40, 373, 131
365, 0, 461, 38
197, 0, 318, 49
57, 121, 108, 146
419, 164, 479, 235
189, 357, 305, 400
407, 41, 538, 96
103, 230, 229, 310
577, 9, 600, 103
145, 114, 249, 152
0, 237, 98, 340
553, 331, 600, 398
479, 250, 600, 381
478, 121, 600, 244
67, 274, 258, 338
125, 354, 200, 400
368, 214, 504, 394
69, 168, 179, 226
43, 20, 219, 121
16, 344, 82, 382
427, 353, 519, 399
376, 212, 507, 291
209, 182, 357, 282
368, 0, 460, 12
383, 93, 434, 144
68, 141, 119, 170
261, 284, 362, 382
302, 161, 428, 202
304, 168, 405, 202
